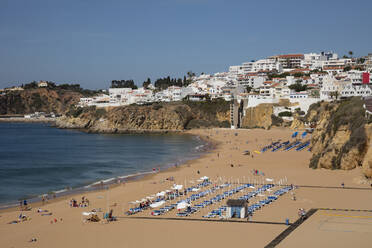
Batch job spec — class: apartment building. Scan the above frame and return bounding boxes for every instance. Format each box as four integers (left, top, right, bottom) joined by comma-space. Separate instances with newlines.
340, 83, 372, 98
237, 73, 267, 88
270, 54, 304, 68
241, 59, 282, 73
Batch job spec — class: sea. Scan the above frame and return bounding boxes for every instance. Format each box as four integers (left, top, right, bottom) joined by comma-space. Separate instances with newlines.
0, 122, 207, 208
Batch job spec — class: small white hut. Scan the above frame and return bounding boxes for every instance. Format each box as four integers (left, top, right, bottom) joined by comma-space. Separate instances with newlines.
226, 199, 248, 219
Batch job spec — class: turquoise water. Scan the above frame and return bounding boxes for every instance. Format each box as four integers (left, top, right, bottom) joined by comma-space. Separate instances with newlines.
0, 122, 205, 206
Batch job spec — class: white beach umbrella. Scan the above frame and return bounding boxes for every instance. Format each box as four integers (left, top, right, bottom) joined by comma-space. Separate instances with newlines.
172, 184, 183, 190
177, 201, 190, 210
150, 201, 165, 208
156, 191, 166, 197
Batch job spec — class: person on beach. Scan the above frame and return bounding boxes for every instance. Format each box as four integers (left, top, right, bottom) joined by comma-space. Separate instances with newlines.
19, 200, 23, 210
341, 182, 345, 188
42, 196, 45, 205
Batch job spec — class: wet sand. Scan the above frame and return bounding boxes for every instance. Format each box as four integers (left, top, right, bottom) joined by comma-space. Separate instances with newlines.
0, 127, 371, 248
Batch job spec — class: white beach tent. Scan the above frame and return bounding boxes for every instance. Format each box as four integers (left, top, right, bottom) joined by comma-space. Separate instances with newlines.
82, 212, 95, 216
265, 178, 274, 182
150, 201, 165, 208
177, 201, 190, 210
172, 184, 183, 190
200, 176, 209, 180
156, 191, 166, 197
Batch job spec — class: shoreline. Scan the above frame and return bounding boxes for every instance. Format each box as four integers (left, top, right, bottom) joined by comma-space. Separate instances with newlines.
1, 127, 372, 248
0, 129, 217, 213
0, 117, 56, 123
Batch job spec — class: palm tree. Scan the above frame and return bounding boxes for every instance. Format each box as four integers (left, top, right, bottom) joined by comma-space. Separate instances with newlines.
348, 51, 353, 58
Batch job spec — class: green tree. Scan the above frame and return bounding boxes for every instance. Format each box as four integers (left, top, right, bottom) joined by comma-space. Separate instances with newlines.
143, 78, 151, 89
343, 65, 352, 72
111, 80, 137, 89
187, 71, 196, 79
245, 86, 253, 93
289, 82, 307, 92
330, 91, 339, 100
348, 51, 353, 58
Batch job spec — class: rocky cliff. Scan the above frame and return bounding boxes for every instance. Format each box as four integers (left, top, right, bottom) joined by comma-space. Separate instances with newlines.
241, 104, 274, 129
0, 88, 83, 115
305, 97, 372, 178
56, 100, 230, 133
241, 99, 294, 129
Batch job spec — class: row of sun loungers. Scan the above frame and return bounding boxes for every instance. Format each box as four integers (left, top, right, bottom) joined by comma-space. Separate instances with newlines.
247, 186, 293, 215
261, 139, 311, 153
295, 141, 310, 151
272, 141, 290, 152
176, 183, 231, 217
128, 180, 212, 215
261, 141, 281, 153
202, 184, 275, 218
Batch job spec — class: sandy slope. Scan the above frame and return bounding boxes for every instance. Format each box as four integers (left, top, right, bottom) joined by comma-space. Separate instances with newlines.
0, 128, 371, 248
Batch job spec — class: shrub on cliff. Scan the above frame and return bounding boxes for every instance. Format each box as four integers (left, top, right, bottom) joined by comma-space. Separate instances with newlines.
271, 114, 283, 126
31, 93, 43, 109
66, 107, 83, 118
278, 111, 292, 117
94, 108, 107, 119
309, 97, 368, 170
185, 99, 229, 117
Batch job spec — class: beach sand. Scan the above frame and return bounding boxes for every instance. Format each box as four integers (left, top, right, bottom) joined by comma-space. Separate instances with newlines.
0, 128, 371, 248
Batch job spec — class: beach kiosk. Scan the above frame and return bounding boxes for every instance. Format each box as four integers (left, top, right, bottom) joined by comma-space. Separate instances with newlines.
226, 199, 248, 219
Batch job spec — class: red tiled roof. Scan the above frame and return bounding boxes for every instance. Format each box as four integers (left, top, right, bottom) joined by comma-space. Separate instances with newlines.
324, 66, 344, 70
276, 54, 304, 58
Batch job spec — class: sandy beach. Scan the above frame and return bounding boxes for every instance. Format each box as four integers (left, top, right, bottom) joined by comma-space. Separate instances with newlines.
1, 127, 371, 248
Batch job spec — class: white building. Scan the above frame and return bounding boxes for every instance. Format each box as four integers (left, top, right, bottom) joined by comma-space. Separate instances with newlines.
241, 59, 283, 73
109, 88, 133, 104
289, 91, 309, 99
340, 83, 372, 98
366, 53, 372, 72
78, 94, 110, 107
38, 81, 48, 87
237, 73, 267, 88
301, 52, 338, 70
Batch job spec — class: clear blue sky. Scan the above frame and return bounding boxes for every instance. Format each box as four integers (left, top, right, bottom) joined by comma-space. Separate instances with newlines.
0, 0, 371, 89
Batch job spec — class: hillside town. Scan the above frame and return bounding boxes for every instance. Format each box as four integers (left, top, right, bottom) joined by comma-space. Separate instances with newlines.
74, 52, 372, 119
2, 51, 372, 121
